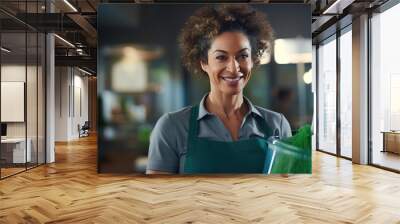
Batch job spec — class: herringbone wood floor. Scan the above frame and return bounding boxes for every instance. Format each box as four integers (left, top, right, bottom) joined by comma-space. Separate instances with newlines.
1, 135, 400, 224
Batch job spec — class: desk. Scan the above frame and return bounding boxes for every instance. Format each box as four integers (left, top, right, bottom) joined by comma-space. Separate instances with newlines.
1, 138, 31, 163
382, 131, 400, 154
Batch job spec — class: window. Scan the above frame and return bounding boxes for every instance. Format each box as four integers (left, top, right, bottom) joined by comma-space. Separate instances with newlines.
370, 2, 400, 171
317, 36, 337, 154
339, 28, 352, 158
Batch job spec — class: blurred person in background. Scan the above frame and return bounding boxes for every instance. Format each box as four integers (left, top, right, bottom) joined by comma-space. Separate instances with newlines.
146, 5, 291, 174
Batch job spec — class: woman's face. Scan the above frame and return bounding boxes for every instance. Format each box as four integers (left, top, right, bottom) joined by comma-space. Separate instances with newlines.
201, 31, 253, 96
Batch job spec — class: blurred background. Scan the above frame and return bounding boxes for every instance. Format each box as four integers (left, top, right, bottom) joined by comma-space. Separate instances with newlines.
97, 4, 312, 173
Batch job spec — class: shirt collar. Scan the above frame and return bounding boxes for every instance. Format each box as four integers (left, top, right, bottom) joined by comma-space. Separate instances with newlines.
197, 94, 212, 120
197, 93, 264, 120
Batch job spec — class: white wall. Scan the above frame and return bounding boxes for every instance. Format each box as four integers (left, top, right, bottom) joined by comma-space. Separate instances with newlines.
55, 67, 69, 141
1, 65, 37, 138
55, 67, 89, 141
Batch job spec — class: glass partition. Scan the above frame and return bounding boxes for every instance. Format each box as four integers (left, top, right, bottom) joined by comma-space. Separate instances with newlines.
1, 30, 28, 177
0, 1, 46, 179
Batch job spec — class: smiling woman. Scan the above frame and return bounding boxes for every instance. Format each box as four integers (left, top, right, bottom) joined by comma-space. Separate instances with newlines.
146, 5, 292, 174
201, 32, 251, 96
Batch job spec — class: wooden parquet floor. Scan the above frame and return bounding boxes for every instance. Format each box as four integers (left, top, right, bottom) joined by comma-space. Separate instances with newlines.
1, 135, 400, 224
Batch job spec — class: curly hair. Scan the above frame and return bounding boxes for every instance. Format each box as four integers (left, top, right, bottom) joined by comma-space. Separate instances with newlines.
179, 4, 274, 76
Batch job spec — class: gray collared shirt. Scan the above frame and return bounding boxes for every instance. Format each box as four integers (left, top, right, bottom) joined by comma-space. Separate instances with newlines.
146, 94, 292, 173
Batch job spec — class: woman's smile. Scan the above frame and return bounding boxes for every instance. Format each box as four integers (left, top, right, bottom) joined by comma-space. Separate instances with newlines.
220, 73, 244, 86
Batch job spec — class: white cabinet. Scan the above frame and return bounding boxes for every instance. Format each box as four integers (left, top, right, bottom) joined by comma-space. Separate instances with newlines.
1, 138, 32, 163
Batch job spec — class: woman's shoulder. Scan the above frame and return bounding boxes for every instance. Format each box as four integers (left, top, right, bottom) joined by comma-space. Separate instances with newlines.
253, 106, 283, 120
254, 105, 292, 137
253, 105, 286, 123
165, 106, 193, 121
155, 106, 193, 130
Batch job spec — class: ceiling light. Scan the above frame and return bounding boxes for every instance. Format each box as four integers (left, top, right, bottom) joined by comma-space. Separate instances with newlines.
274, 38, 312, 64
1, 47, 11, 53
303, 69, 312, 84
63, 0, 78, 12
54, 34, 75, 48
78, 67, 93, 76
322, 0, 354, 15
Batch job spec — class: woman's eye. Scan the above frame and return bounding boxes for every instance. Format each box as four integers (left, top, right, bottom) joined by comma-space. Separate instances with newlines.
239, 54, 249, 59
216, 55, 227, 61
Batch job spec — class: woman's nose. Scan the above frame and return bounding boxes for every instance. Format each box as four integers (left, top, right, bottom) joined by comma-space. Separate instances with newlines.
226, 57, 240, 73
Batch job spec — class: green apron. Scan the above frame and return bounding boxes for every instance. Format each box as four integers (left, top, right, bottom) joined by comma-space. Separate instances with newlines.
183, 105, 274, 174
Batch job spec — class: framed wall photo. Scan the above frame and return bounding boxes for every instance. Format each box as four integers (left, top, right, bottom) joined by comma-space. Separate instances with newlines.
1, 81, 25, 122
98, 3, 312, 174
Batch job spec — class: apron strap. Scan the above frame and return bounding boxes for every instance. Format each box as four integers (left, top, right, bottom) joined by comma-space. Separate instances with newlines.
255, 115, 274, 139
188, 105, 199, 142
